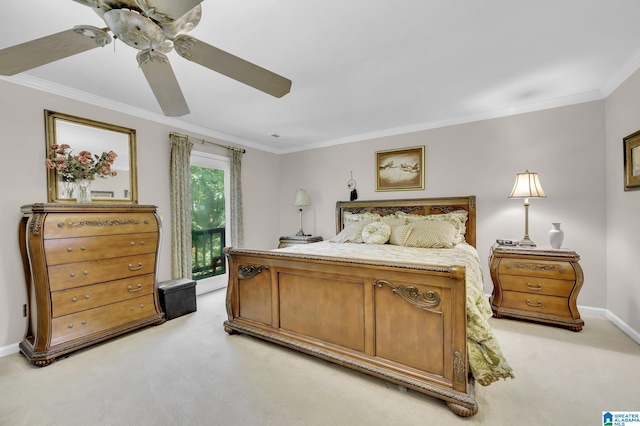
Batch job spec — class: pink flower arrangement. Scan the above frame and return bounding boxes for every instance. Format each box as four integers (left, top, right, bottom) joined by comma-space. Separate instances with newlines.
45, 144, 118, 182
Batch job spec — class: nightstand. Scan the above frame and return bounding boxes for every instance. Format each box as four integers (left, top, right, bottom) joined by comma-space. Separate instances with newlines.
489, 244, 584, 331
278, 235, 323, 248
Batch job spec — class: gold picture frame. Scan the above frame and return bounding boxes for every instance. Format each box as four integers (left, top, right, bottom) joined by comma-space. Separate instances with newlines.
376, 146, 425, 191
624, 130, 640, 191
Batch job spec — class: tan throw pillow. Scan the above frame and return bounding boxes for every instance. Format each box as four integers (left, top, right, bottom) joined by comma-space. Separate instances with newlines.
390, 220, 458, 248
362, 222, 391, 244
330, 221, 370, 243
395, 210, 468, 243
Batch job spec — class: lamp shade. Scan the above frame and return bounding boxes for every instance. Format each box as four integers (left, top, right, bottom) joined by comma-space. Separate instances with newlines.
509, 170, 546, 199
294, 189, 310, 206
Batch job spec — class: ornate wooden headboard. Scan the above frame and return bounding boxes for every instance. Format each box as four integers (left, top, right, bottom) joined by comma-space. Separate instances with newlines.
335, 196, 477, 248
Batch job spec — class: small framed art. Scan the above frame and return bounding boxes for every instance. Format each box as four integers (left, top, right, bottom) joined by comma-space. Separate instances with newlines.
376, 146, 425, 191
624, 130, 640, 191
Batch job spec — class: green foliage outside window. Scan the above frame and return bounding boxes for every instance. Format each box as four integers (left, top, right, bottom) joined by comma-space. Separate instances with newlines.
191, 166, 226, 279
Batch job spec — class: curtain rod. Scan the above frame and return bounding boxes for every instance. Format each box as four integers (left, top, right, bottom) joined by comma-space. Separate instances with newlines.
170, 131, 246, 153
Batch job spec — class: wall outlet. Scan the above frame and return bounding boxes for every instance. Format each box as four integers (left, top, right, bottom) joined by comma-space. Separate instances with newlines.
23, 304, 27, 317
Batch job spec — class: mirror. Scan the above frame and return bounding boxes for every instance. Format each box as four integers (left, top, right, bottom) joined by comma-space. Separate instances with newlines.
45, 110, 138, 204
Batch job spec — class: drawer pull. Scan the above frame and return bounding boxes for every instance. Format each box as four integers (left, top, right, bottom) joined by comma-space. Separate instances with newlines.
68, 324, 73, 329
70, 272, 75, 278
72, 297, 77, 302
526, 282, 542, 290
130, 242, 135, 246
140, 304, 144, 309
85, 295, 90, 299
526, 298, 542, 307
81, 246, 86, 251
83, 271, 89, 276
140, 241, 145, 245
128, 284, 143, 293
67, 247, 73, 252
130, 307, 135, 311
128, 262, 143, 271
81, 320, 86, 325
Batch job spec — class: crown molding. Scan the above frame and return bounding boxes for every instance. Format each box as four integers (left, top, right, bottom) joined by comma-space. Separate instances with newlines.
601, 47, 640, 97
277, 90, 605, 154
0, 74, 282, 155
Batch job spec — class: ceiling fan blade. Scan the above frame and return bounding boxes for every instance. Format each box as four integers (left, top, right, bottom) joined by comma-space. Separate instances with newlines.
138, 50, 190, 117
0, 26, 111, 76
174, 35, 292, 98
142, 0, 203, 21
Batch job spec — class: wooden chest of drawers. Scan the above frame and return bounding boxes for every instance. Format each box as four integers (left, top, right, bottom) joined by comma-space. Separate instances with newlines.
19, 204, 165, 366
489, 245, 584, 331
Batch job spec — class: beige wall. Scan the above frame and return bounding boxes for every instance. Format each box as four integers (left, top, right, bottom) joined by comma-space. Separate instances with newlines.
605, 68, 640, 334
279, 101, 608, 307
0, 79, 281, 351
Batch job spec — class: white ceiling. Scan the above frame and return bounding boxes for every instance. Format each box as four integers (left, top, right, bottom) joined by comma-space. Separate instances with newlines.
2, 1, 640, 154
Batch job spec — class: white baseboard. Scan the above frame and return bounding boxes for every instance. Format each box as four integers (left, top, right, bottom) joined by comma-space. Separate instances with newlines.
0, 343, 19, 358
604, 310, 640, 345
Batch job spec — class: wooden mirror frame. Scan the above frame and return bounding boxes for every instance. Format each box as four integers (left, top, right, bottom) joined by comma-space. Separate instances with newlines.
45, 110, 138, 204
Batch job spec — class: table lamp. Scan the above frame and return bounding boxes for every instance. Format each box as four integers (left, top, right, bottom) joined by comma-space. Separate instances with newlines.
509, 170, 546, 247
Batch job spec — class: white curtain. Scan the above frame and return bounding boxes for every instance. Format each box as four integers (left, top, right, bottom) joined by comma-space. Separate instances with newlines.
169, 133, 193, 279
230, 149, 244, 247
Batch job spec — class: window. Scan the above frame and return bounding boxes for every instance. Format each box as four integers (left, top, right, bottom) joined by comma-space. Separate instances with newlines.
190, 151, 230, 293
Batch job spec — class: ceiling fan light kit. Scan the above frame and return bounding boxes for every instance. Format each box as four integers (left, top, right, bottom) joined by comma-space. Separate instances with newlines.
0, 0, 292, 116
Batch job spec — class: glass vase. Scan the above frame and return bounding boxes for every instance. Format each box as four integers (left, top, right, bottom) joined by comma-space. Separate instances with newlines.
75, 179, 92, 204
59, 180, 75, 199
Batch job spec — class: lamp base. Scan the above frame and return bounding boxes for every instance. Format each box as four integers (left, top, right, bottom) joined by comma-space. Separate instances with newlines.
295, 228, 306, 237
517, 237, 536, 247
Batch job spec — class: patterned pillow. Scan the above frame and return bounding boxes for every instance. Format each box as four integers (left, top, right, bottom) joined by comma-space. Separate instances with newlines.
380, 216, 407, 227
395, 210, 468, 243
343, 211, 382, 224
389, 220, 458, 248
329, 221, 370, 243
362, 222, 391, 244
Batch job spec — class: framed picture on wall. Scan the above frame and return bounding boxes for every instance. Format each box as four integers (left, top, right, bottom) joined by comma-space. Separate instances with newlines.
376, 146, 425, 191
624, 130, 640, 191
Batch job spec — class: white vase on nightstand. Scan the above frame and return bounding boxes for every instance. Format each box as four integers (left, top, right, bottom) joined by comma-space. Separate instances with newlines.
549, 223, 564, 249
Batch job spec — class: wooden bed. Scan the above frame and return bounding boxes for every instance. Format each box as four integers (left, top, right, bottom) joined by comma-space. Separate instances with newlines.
223, 196, 480, 416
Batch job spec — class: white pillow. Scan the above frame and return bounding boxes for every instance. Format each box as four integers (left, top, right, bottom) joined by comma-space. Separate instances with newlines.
329, 221, 369, 243
362, 222, 391, 245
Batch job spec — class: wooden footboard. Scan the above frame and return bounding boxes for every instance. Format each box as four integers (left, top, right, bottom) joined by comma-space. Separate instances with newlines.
223, 247, 478, 416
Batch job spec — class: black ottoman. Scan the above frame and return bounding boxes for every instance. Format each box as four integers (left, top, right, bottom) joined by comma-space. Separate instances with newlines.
158, 278, 197, 320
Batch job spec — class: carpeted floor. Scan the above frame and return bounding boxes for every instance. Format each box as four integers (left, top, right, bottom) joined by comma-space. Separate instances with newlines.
0, 288, 638, 426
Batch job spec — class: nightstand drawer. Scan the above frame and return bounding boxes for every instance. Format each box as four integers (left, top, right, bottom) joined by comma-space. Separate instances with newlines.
498, 275, 574, 297
501, 291, 571, 318
498, 259, 575, 280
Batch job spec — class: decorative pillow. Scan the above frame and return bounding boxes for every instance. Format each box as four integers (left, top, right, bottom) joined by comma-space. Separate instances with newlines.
329, 221, 370, 243
380, 216, 407, 227
395, 210, 468, 243
389, 220, 458, 248
343, 211, 382, 224
362, 222, 391, 245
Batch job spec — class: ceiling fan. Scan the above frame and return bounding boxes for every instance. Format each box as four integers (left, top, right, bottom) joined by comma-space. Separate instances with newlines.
0, 0, 292, 117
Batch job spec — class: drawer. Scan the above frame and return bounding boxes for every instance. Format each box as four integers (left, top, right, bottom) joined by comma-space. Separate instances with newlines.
498, 258, 575, 280
50, 294, 156, 347
498, 275, 574, 297
43, 212, 158, 239
44, 233, 158, 265
501, 291, 571, 318
51, 274, 155, 317
48, 252, 156, 291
